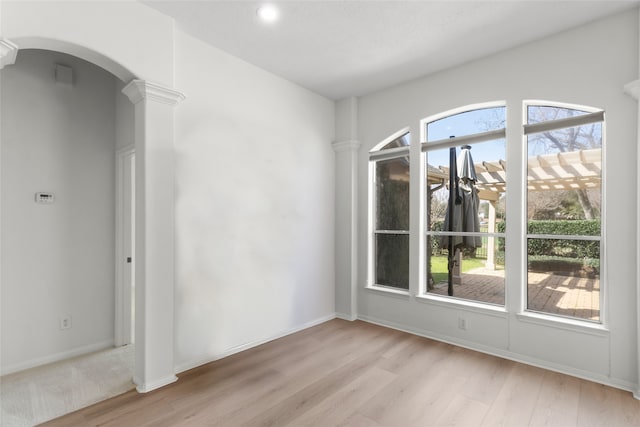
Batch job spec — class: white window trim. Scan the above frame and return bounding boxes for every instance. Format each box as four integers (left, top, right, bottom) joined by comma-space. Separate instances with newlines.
524, 111, 604, 135
369, 127, 411, 152
516, 311, 609, 337
423, 128, 506, 150
364, 285, 411, 299
415, 293, 508, 317
525, 234, 601, 241
369, 146, 410, 161
419, 100, 507, 130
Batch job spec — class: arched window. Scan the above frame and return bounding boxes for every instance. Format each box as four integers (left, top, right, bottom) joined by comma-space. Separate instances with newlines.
368, 101, 604, 325
422, 104, 507, 306
524, 101, 604, 322
368, 130, 410, 290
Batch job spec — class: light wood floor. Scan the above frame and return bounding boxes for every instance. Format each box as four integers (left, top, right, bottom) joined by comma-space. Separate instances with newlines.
43, 319, 640, 426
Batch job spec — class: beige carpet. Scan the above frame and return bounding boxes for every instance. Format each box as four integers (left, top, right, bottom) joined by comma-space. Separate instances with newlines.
0, 345, 135, 426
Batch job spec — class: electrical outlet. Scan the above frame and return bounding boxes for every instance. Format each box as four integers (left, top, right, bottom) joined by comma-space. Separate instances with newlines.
458, 317, 467, 330
60, 316, 72, 330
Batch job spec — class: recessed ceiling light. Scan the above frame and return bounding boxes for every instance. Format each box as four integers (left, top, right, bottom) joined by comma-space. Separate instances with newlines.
257, 4, 279, 23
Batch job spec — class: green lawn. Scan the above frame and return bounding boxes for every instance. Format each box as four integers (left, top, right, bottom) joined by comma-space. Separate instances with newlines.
429, 255, 487, 285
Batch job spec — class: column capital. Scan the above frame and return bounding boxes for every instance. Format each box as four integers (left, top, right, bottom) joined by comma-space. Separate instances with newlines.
0, 39, 19, 69
122, 79, 186, 106
332, 140, 361, 153
624, 79, 640, 100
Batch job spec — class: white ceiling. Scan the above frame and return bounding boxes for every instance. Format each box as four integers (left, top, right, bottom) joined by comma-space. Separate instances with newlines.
143, 0, 639, 100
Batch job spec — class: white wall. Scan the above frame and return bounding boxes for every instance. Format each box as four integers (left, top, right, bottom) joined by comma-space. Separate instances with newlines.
1, 0, 174, 87
2, 1, 336, 383
355, 10, 638, 389
1, 49, 118, 373
173, 31, 336, 370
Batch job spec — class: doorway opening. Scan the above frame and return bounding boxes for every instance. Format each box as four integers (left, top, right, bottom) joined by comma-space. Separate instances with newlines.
116, 148, 136, 347
3, 34, 182, 398
0, 47, 138, 423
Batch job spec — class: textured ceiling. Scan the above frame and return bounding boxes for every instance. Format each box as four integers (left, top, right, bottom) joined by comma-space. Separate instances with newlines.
144, 1, 639, 100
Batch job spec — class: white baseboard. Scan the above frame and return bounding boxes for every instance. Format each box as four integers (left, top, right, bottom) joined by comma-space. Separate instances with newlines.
357, 314, 638, 395
1, 340, 115, 376
135, 374, 178, 393
174, 313, 337, 374
335, 312, 358, 321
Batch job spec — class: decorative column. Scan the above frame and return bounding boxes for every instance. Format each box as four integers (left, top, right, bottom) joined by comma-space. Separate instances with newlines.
333, 97, 360, 320
333, 140, 360, 320
624, 76, 640, 399
122, 79, 185, 392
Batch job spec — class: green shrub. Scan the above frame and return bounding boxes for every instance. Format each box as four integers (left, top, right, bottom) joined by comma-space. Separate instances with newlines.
430, 221, 445, 254
527, 220, 599, 236
497, 222, 506, 251
527, 220, 600, 259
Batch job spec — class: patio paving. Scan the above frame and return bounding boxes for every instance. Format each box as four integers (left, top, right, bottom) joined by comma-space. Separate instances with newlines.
428, 267, 600, 321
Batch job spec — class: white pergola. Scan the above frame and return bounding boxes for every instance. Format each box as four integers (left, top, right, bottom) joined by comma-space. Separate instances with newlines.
428, 148, 602, 270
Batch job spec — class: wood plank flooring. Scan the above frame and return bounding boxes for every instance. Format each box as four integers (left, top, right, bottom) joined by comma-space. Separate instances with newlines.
42, 319, 640, 426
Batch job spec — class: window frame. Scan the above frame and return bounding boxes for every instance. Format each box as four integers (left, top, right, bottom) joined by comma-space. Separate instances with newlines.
367, 127, 411, 294
365, 100, 607, 330
419, 102, 507, 304
522, 100, 606, 325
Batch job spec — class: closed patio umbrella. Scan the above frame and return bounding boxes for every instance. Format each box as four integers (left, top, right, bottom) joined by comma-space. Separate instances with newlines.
443, 145, 482, 296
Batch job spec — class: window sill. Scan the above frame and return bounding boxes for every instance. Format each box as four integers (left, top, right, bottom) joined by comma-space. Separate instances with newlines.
365, 285, 410, 299
415, 294, 507, 318
516, 311, 609, 337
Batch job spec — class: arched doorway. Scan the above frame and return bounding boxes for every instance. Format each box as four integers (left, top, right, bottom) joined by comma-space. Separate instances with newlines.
1, 36, 184, 393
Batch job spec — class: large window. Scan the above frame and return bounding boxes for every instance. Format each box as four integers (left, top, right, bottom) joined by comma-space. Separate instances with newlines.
369, 131, 410, 290
525, 102, 603, 322
367, 100, 605, 326
422, 105, 506, 305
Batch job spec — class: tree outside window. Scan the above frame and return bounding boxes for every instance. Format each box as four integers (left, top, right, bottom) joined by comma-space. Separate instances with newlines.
369, 132, 410, 290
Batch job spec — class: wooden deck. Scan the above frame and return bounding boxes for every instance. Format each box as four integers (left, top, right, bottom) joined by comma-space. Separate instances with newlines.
429, 268, 600, 321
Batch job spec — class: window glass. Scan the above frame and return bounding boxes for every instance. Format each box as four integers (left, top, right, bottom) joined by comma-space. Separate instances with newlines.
370, 132, 410, 290
380, 133, 410, 150
375, 234, 410, 289
526, 104, 602, 322
427, 107, 505, 142
527, 238, 600, 321
527, 105, 590, 124
428, 237, 505, 305
426, 142, 506, 232
376, 157, 410, 230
